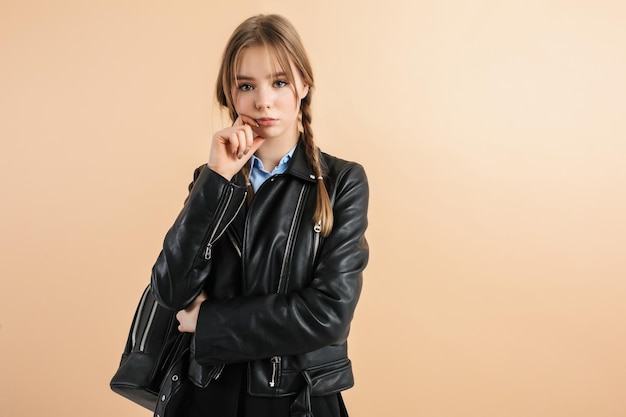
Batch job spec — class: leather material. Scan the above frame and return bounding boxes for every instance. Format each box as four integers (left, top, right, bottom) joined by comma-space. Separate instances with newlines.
154, 338, 191, 417
188, 336, 225, 388
151, 141, 369, 415
110, 285, 190, 412
247, 345, 353, 397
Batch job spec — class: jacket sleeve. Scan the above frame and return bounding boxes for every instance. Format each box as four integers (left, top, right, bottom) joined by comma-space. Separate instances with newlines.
193, 163, 369, 365
151, 166, 248, 311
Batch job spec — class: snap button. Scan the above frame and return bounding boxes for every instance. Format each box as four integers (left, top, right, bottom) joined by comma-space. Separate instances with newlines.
161, 394, 166, 401
172, 375, 179, 381
309, 174, 315, 179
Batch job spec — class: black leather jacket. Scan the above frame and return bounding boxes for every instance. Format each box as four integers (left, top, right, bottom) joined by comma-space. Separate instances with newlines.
151, 141, 369, 415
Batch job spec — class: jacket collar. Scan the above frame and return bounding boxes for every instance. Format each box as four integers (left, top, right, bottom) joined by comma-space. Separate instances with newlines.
285, 139, 318, 183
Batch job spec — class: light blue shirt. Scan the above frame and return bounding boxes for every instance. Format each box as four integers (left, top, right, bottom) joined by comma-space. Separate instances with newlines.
249, 146, 296, 192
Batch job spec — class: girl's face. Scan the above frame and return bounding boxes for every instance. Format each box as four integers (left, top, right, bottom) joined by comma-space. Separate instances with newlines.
233, 45, 309, 145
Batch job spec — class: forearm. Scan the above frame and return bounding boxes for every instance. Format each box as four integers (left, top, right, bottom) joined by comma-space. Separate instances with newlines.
193, 269, 364, 365
194, 165, 370, 364
151, 166, 248, 310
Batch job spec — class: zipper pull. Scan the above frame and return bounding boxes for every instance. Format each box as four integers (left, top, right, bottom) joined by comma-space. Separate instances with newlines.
204, 243, 212, 260
313, 221, 322, 260
269, 356, 281, 388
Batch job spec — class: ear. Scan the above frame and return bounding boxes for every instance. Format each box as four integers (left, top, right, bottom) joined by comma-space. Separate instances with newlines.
299, 83, 309, 100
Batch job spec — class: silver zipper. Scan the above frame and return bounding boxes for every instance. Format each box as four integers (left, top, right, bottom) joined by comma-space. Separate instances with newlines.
227, 230, 242, 258
131, 286, 150, 348
139, 300, 158, 351
313, 220, 322, 261
277, 184, 307, 293
269, 356, 281, 387
204, 188, 247, 260
204, 243, 212, 260
268, 186, 309, 388
213, 364, 225, 380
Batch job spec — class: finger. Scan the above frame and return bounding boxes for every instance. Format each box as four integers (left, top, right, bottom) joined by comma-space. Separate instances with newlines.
234, 114, 260, 145
240, 125, 254, 156
236, 130, 247, 159
247, 135, 266, 155
176, 311, 185, 332
232, 116, 245, 127
238, 113, 260, 128
227, 132, 241, 156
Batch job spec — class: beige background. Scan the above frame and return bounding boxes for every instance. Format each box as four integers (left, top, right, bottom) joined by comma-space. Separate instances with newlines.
1, 0, 626, 416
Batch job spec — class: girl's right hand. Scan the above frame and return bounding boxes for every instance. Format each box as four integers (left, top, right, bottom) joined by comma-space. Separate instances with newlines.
207, 115, 266, 180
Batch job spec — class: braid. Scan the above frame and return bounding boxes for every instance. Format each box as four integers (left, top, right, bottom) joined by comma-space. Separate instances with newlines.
215, 15, 328, 229
240, 161, 254, 205
301, 99, 333, 236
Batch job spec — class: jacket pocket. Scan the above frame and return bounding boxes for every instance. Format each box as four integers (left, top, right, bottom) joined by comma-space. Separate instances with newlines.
246, 356, 354, 397
307, 358, 354, 395
247, 355, 305, 397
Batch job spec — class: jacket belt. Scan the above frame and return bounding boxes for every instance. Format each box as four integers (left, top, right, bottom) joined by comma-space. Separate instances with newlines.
290, 370, 313, 417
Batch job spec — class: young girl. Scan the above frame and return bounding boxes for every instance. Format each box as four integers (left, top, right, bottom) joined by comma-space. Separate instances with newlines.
151, 14, 369, 417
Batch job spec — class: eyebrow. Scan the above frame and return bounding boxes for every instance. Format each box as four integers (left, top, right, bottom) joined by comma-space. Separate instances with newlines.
236, 71, 288, 81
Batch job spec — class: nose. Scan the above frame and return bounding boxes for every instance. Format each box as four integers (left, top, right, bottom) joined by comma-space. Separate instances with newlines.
255, 86, 273, 110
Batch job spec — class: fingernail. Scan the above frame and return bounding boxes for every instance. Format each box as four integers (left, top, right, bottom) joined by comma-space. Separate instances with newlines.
237, 153, 244, 159
243, 147, 251, 155
255, 120, 260, 127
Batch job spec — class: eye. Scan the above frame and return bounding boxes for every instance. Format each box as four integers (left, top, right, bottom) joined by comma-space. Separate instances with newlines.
273, 80, 288, 88
238, 84, 253, 91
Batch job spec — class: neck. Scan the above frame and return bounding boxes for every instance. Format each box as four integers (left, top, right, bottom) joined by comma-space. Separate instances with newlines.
255, 128, 299, 171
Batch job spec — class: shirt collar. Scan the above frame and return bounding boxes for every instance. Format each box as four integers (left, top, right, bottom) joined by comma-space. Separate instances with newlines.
250, 145, 296, 174
248, 145, 297, 192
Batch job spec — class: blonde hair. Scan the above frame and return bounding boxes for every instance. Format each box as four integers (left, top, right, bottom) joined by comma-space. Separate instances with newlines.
216, 14, 333, 236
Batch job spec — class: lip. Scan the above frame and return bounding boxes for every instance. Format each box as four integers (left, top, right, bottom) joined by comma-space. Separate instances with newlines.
256, 118, 278, 127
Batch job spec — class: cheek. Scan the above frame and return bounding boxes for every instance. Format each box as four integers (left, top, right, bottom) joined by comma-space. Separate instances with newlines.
234, 100, 255, 118
232, 90, 253, 111
277, 91, 299, 112
232, 94, 246, 111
